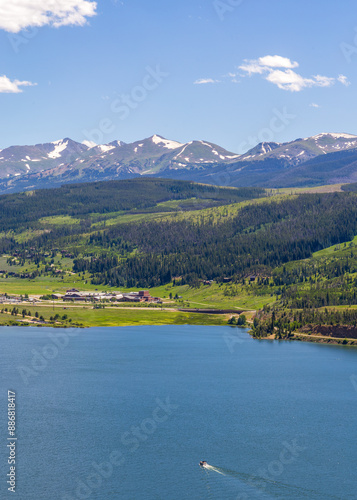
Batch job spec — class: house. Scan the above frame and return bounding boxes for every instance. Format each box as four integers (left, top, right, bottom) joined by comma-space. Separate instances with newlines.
138, 291, 162, 303
63, 292, 87, 302
111, 294, 123, 301
119, 291, 162, 304
51, 294, 63, 300
122, 295, 141, 303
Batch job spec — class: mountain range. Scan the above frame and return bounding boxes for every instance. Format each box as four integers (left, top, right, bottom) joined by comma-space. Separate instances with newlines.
1, 132, 357, 192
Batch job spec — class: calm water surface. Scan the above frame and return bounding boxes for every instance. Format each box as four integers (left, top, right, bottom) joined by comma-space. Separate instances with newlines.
0, 325, 356, 499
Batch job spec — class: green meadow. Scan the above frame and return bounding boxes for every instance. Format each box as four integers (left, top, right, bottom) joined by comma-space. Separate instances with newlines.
0, 305, 228, 328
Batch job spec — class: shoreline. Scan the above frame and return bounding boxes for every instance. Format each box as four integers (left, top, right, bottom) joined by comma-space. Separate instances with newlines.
1, 297, 357, 346
251, 331, 357, 346
291, 332, 357, 346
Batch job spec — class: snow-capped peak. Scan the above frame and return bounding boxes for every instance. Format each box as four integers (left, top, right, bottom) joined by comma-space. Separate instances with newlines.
151, 135, 184, 149
309, 133, 357, 141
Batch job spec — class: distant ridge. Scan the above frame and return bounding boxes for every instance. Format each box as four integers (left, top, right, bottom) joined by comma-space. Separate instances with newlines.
1, 132, 357, 192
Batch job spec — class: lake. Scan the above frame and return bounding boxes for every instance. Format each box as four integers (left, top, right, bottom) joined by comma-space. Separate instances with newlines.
0, 325, 356, 499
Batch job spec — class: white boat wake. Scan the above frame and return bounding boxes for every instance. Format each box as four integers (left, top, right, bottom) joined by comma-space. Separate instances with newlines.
199, 462, 342, 499
202, 464, 226, 476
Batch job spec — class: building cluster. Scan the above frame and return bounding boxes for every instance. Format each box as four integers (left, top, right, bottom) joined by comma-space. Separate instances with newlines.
0, 295, 22, 305
52, 289, 162, 303
0, 295, 37, 304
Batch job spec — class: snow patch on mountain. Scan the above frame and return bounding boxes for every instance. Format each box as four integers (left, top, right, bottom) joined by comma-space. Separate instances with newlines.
304, 133, 357, 141
151, 135, 184, 149
317, 133, 357, 140
200, 141, 213, 148
98, 144, 115, 153
174, 143, 191, 159
48, 140, 68, 159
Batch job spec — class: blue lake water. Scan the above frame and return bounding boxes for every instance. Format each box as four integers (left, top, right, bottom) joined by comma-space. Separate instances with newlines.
0, 325, 357, 499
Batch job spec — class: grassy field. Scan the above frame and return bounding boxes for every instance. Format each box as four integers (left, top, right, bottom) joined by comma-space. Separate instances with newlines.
148, 282, 276, 310
312, 235, 357, 258
0, 305, 229, 328
39, 215, 81, 225
155, 192, 296, 225
0, 277, 270, 328
0, 276, 112, 296
275, 184, 344, 196
0, 278, 275, 308
91, 211, 171, 228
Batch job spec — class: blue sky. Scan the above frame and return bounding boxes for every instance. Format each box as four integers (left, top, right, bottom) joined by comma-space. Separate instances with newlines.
0, 0, 356, 152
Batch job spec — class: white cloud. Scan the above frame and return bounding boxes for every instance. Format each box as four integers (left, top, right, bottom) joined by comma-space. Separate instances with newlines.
0, 75, 36, 93
239, 61, 267, 75
0, 0, 97, 33
239, 55, 299, 76
265, 70, 335, 92
239, 55, 349, 92
310, 103, 320, 108
338, 74, 351, 87
313, 75, 335, 87
194, 78, 220, 84
258, 55, 299, 69
195, 57, 350, 92
265, 69, 314, 92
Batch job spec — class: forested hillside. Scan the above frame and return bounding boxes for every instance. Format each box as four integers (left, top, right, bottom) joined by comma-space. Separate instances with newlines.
72, 192, 357, 287
1, 178, 357, 290
0, 178, 264, 233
